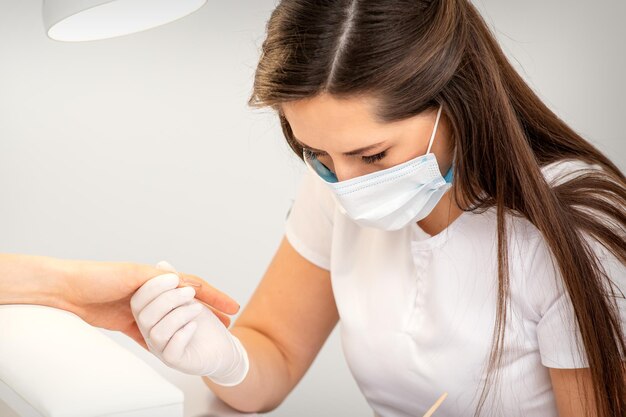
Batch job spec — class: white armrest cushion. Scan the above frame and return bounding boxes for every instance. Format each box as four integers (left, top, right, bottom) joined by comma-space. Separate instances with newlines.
0, 304, 184, 417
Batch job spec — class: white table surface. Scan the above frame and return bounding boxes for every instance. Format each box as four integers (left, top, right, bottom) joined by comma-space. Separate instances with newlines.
103, 329, 261, 417
0, 390, 257, 417
0, 311, 371, 417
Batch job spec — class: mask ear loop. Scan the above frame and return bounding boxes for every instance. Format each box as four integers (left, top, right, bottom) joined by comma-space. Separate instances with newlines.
426, 104, 443, 155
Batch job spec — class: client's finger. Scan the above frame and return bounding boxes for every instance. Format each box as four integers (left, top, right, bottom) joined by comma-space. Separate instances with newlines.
123, 321, 149, 351
180, 272, 240, 315
156, 260, 240, 316
202, 302, 231, 328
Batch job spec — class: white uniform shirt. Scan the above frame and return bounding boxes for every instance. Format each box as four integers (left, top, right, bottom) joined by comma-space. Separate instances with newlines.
284, 158, 626, 417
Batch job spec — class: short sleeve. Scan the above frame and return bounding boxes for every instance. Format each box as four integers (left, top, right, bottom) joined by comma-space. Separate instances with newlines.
527, 233, 626, 369
284, 169, 337, 270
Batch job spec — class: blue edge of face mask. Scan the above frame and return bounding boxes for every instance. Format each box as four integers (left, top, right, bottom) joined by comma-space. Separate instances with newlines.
311, 158, 454, 184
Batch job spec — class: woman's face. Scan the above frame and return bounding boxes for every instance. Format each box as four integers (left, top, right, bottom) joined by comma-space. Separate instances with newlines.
281, 93, 454, 182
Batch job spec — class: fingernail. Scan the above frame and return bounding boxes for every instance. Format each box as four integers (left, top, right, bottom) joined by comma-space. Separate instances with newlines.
182, 279, 202, 288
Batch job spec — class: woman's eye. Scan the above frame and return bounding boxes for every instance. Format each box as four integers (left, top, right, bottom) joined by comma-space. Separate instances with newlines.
362, 150, 387, 164
304, 147, 387, 165
303, 148, 324, 159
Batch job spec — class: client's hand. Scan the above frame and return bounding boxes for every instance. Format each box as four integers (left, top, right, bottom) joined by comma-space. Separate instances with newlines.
61, 259, 239, 349
130, 262, 249, 386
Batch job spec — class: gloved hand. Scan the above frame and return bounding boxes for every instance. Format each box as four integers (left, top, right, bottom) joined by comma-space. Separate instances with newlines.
130, 261, 249, 386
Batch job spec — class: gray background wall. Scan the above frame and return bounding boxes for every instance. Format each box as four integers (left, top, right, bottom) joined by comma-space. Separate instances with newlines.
0, 1, 624, 416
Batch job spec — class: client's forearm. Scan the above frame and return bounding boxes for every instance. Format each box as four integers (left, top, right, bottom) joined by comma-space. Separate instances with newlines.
0, 253, 71, 310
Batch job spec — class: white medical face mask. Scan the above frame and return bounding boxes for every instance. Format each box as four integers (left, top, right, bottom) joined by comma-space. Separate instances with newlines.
303, 104, 453, 231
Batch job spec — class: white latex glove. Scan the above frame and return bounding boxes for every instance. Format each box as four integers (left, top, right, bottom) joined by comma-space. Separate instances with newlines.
130, 261, 249, 386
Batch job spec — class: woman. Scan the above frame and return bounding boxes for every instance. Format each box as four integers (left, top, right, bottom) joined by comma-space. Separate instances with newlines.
129, 1, 626, 416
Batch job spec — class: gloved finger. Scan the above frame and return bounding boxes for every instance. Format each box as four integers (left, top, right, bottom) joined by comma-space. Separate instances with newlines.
156, 260, 238, 321
156, 260, 176, 273
137, 286, 197, 332
206, 303, 231, 328
130, 273, 180, 315
148, 302, 203, 353
162, 320, 198, 366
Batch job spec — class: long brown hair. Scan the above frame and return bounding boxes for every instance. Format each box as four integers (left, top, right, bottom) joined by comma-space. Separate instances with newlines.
248, 1, 626, 416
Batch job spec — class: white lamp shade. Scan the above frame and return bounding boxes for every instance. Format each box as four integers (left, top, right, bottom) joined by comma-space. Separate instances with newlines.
43, 0, 207, 42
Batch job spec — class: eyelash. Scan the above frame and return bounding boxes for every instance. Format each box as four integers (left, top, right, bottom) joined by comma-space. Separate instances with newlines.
363, 150, 387, 164
303, 149, 388, 164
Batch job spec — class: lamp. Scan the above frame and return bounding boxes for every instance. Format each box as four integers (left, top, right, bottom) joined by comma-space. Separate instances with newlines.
43, 0, 207, 42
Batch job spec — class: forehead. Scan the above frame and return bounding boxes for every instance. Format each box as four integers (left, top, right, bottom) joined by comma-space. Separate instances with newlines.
281, 92, 378, 118
280, 93, 390, 147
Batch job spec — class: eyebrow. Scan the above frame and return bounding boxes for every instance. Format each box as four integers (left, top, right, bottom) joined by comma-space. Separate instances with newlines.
293, 136, 387, 156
